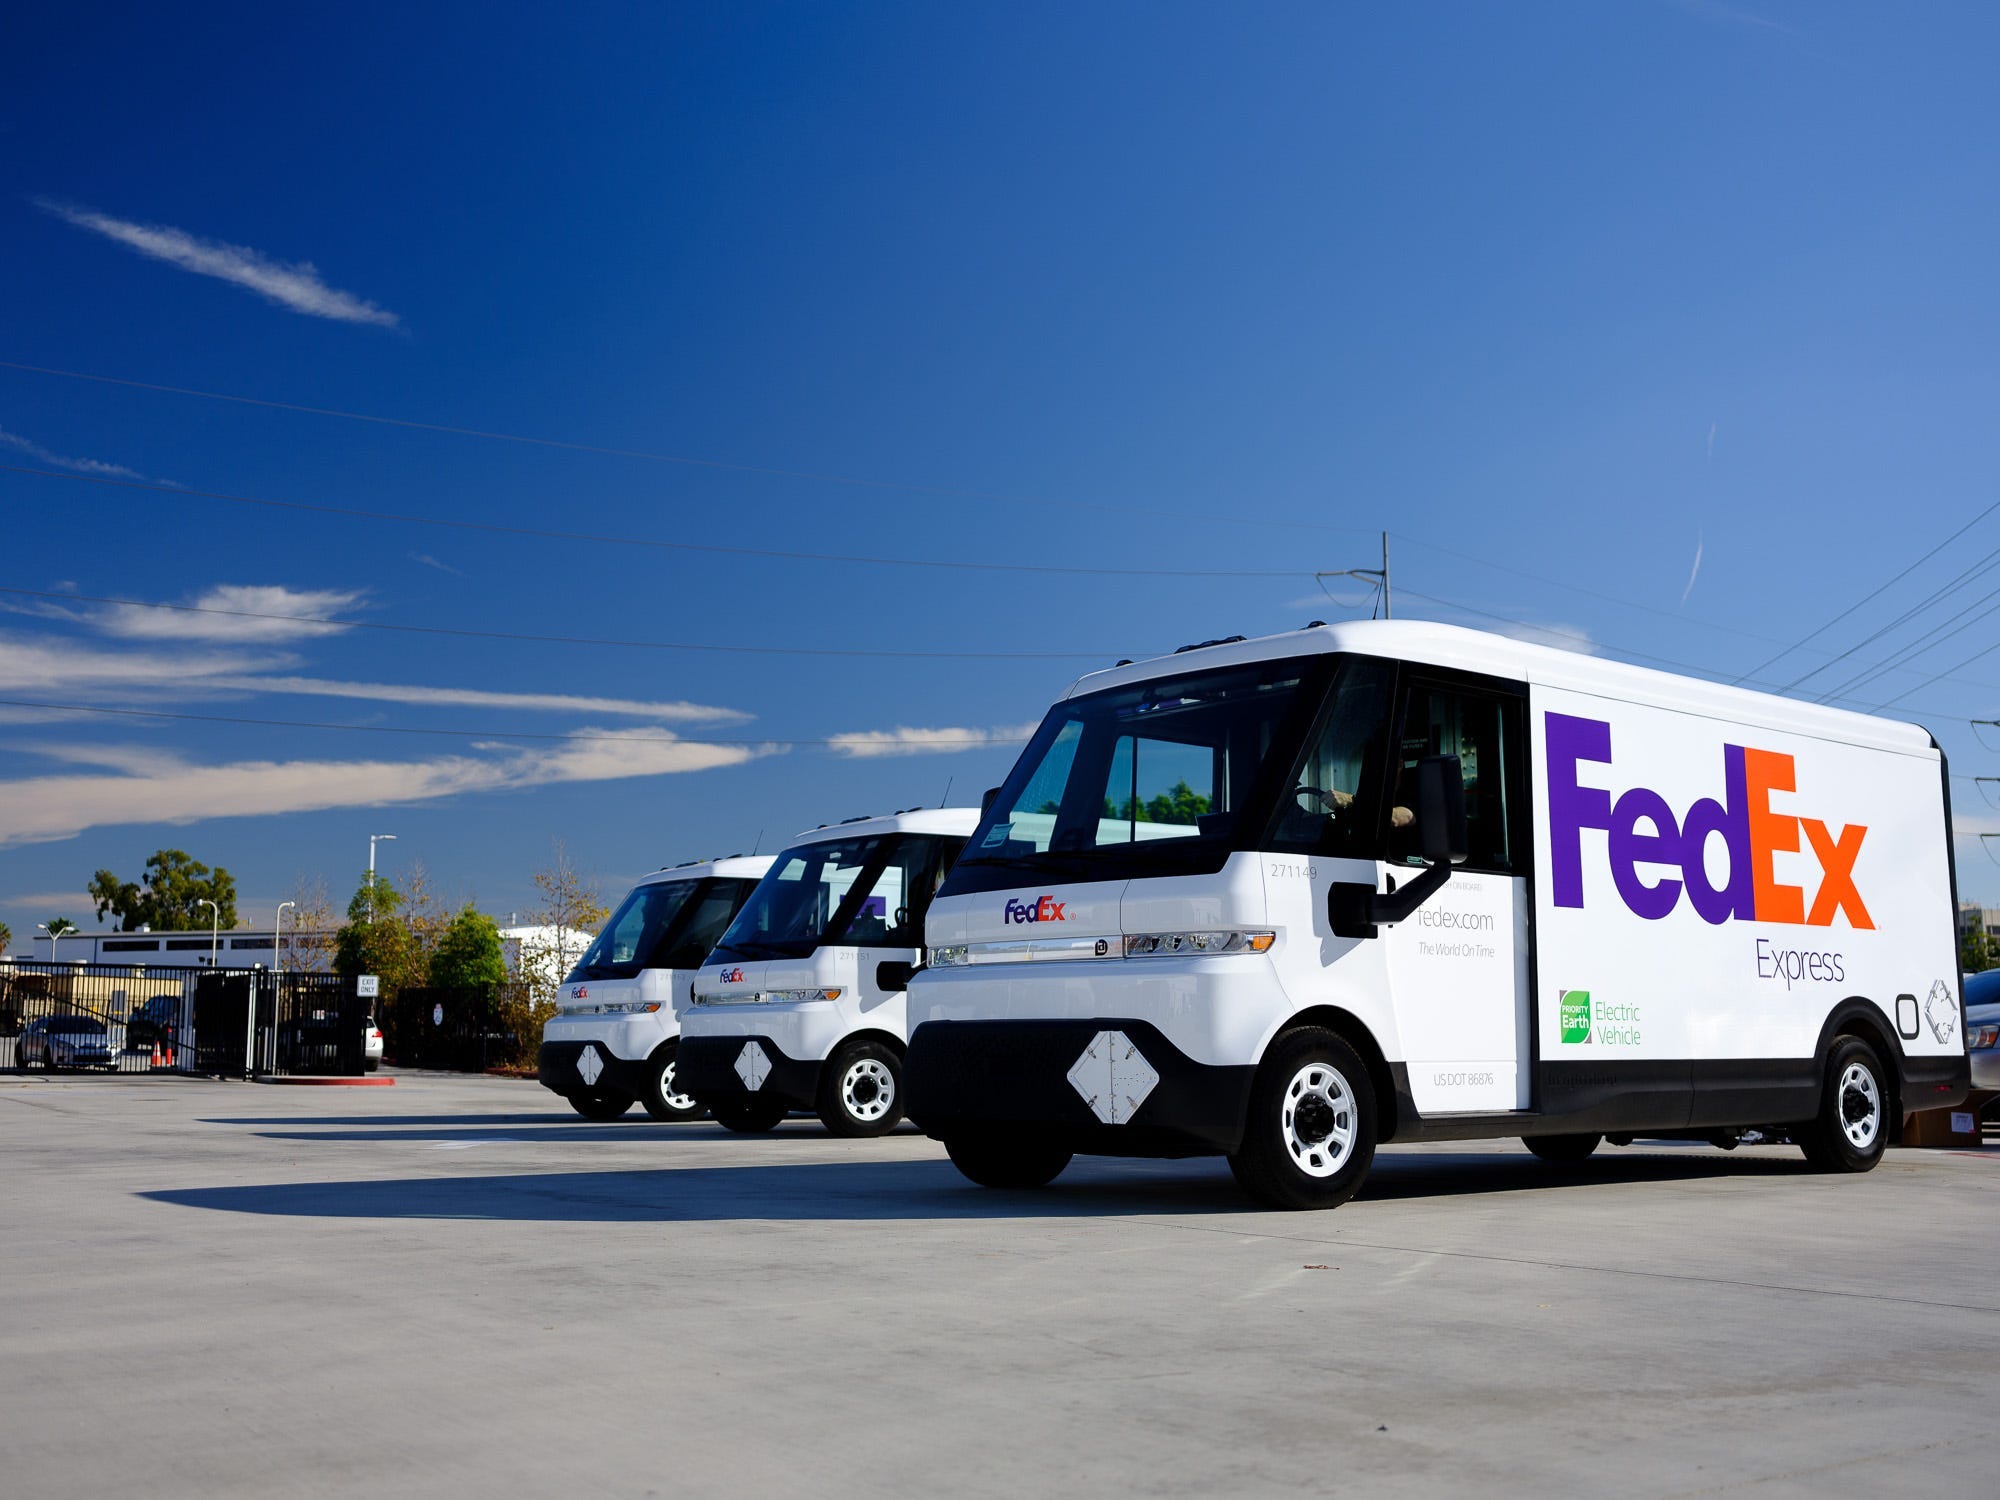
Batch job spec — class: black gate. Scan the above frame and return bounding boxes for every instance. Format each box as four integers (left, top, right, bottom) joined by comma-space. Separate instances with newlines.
3, 962, 367, 1077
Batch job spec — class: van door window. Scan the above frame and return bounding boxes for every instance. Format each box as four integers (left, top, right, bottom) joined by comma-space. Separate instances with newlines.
1093, 735, 1217, 847
1387, 683, 1524, 873
1269, 659, 1396, 856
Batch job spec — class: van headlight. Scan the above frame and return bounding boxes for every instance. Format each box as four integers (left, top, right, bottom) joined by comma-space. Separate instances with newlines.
1123, 930, 1275, 958
768, 988, 842, 1003
931, 946, 970, 967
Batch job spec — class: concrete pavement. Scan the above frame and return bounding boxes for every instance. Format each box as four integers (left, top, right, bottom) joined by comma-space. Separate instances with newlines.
1, 1071, 1994, 1498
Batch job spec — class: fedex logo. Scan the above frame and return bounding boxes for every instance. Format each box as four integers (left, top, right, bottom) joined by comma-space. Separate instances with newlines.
1004, 895, 1068, 925
570, 986, 588, 1000
720, 967, 746, 983
1546, 712, 1872, 929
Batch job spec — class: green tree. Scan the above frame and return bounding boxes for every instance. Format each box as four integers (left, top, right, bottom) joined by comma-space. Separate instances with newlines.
431, 906, 507, 995
44, 917, 79, 937
88, 850, 239, 931
333, 873, 428, 996
0, 921, 12, 953
1960, 922, 1992, 976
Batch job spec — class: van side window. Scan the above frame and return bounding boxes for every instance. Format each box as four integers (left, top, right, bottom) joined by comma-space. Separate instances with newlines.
1387, 683, 1523, 873
1268, 659, 1396, 856
845, 837, 957, 947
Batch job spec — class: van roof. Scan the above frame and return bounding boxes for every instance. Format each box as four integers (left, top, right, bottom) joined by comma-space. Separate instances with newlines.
788, 807, 982, 846
1065, 619, 1936, 758
634, 853, 777, 886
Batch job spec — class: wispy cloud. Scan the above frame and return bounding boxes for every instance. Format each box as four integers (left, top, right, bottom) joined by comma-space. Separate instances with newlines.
0, 630, 751, 725
408, 552, 463, 576
828, 723, 1040, 759
92, 584, 367, 643
1680, 531, 1704, 606
1485, 620, 1601, 657
35, 199, 401, 328
0, 733, 778, 848
219, 676, 752, 723
1665, 0, 1799, 36
0, 424, 144, 480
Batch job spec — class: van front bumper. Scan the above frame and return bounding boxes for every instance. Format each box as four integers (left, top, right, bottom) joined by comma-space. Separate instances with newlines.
677, 1033, 822, 1111
537, 1040, 652, 1099
904, 1018, 1255, 1158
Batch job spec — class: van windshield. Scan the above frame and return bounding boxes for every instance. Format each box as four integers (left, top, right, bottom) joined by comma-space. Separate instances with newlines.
943, 656, 1341, 895
568, 880, 716, 988
710, 834, 955, 962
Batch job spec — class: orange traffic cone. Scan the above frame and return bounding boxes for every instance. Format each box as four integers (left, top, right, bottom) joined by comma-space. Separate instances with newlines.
150, 1040, 163, 1067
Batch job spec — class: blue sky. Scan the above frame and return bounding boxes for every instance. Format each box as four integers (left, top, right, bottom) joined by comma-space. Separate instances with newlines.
6, 0, 2000, 941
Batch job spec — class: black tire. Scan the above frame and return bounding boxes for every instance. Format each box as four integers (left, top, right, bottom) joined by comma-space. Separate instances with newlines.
712, 1097, 788, 1133
816, 1039, 904, 1137
944, 1134, 1073, 1189
362, 1058, 380, 1074
1227, 1026, 1378, 1211
1798, 1034, 1891, 1173
640, 1045, 705, 1122
1524, 1133, 1602, 1164
568, 1088, 635, 1121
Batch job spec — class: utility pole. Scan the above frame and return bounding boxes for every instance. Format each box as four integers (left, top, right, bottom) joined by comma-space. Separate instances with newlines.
368, 833, 397, 921
1315, 531, 1392, 620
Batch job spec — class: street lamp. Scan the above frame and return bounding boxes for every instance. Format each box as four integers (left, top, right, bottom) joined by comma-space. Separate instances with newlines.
274, 901, 296, 971
199, 899, 220, 968
271, 901, 296, 1074
36, 922, 75, 962
368, 833, 398, 921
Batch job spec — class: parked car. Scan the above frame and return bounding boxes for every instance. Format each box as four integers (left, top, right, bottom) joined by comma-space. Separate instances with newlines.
18, 1015, 118, 1070
364, 1016, 384, 1072
125, 994, 182, 1050
1965, 969, 1999, 1093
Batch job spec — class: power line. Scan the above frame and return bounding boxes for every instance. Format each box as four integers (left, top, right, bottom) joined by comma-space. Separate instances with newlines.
1789, 542, 2000, 696
0, 464, 1306, 579
0, 585, 1128, 662
0, 697, 1032, 750
0, 356, 1366, 537
1732, 495, 2000, 684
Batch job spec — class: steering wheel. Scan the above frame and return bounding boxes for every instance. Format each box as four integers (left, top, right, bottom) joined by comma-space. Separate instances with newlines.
894, 906, 909, 927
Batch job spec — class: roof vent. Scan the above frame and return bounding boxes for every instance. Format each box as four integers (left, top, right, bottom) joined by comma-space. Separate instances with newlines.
1172, 634, 1247, 655
1302, 620, 1326, 629
840, 814, 873, 824
1115, 658, 1134, 667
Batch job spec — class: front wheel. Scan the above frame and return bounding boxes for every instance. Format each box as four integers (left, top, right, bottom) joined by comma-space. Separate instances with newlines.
817, 1040, 904, 1137
712, 1097, 788, 1133
568, 1088, 635, 1121
944, 1135, 1073, 1189
1227, 1027, 1377, 1211
1798, 1035, 1890, 1172
640, 1046, 705, 1122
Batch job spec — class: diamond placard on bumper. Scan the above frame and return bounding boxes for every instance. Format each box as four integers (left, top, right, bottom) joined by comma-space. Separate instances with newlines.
1067, 1030, 1159, 1125
734, 1040, 772, 1091
577, 1044, 603, 1087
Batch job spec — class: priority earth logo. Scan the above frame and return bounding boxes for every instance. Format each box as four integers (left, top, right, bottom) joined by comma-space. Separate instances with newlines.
1559, 990, 1591, 1044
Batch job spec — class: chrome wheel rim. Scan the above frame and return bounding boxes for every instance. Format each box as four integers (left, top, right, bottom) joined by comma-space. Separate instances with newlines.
1838, 1060, 1882, 1151
842, 1057, 896, 1123
1282, 1061, 1357, 1178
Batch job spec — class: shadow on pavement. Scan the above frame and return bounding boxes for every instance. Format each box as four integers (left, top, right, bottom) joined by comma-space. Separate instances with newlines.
141, 1147, 1810, 1223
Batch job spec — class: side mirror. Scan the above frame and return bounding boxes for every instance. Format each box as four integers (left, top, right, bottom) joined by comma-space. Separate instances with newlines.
1327, 754, 1467, 940
876, 960, 914, 993
1416, 754, 1468, 867
980, 786, 1001, 817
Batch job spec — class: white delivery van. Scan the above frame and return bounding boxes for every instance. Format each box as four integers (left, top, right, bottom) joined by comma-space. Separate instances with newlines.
678, 809, 978, 1135
538, 855, 773, 1120
905, 620, 1971, 1210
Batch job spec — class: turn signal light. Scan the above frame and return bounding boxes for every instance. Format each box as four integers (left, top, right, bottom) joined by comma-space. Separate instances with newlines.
1123, 930, 1275, 958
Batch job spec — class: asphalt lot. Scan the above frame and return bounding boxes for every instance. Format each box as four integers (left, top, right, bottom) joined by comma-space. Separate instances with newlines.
1, 1072, 1994, 1499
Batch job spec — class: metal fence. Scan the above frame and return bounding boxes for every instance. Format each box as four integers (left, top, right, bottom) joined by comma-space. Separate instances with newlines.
1, 962, 366, 1077
386, 985, 528, 1072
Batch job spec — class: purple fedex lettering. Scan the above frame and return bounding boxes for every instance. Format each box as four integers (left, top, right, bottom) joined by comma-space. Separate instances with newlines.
1546, 713, 1759, 925
1546, 713, 1612, 908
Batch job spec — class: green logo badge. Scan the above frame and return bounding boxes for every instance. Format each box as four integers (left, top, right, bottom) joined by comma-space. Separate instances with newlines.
1560, 990, 1592, 1044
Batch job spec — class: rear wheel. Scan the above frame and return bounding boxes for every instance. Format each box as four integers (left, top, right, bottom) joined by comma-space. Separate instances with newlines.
1228, 1027, 1377, 1211
712, 1097, 788, 1133
1524, 1133, 1602, 1164
640, 1045, 705, 1122
568, 1088, 634, 1121
1798, 1035, 1890, 1172
817, 1039, 904, 1137
944, 1134, 1073, 1189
